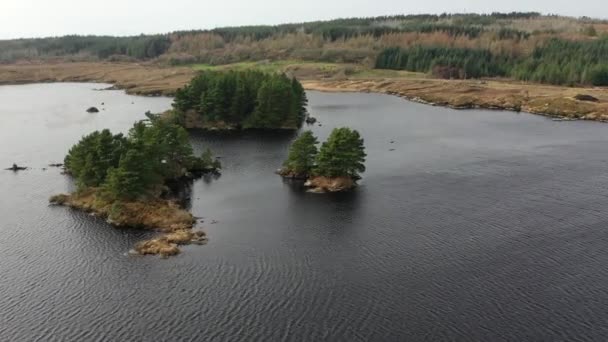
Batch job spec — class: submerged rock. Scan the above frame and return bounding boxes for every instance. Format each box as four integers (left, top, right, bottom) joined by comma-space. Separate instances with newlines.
5, 163, 27, 171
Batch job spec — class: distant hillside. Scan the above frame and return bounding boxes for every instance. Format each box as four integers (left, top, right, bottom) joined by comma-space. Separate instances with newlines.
2, 12, 608, 86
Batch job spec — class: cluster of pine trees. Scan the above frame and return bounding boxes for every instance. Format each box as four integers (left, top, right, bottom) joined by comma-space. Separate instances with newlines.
282, 128, 366, 180
173, 71, 308, 129
375, 37, 608, 86
64, 119, 219, 201
511, 38, 608, 86
375, 46, 510, 79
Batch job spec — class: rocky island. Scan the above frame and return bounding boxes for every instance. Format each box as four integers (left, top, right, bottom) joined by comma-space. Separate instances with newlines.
50, 117, 221, 257
279, 128, 366, 192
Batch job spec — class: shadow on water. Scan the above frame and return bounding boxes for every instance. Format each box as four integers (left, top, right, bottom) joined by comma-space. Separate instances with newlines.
187, 128, 299, 145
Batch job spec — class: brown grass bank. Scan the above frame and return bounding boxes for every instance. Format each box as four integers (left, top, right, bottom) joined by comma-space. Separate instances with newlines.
303, 78, 608, 121
0, 62, 196, 96
2, 62, 608, 121
50, 189, 207, 258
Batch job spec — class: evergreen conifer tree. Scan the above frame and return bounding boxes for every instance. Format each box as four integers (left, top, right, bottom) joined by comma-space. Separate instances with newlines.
315, 127, 366, 179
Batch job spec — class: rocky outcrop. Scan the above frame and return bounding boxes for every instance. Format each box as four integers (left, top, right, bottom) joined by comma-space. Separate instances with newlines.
49, 188, 207, 258
276, 167, 308, 180
5, 163, 27, 171
304, 176, 355, 193
86, 107, 99, 113
305, 116, 318, 125
134, 230, 208, 258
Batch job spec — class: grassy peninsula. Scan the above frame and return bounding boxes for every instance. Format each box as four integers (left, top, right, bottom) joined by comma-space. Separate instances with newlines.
50, 117, 220, 257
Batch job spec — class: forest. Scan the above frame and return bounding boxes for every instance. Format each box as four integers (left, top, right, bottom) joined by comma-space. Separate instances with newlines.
173, 70, 308, 129
1, 12, 608, 86
375, 37, 608, 86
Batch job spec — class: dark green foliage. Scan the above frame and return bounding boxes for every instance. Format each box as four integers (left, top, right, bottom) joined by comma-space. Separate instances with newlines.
174, 71, 308, 129
104, 149, 154, 200
315, 128, 366, 179
511, 38, 608, 85
191, 148, 221, 172
64, 119, 217, 200
64, 129, 127, 187
375, 46, 510, 79
589, 65, 608, 86
376, 37, 608, 86
205, 12, 540, 42
496, 28, 531, 40
283, 131, 319, 176
400, 24, 485, 39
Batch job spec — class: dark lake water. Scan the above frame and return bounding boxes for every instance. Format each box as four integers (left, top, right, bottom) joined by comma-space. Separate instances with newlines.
2, 83, 608, 341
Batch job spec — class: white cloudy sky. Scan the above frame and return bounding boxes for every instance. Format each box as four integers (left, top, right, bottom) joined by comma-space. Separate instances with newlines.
2, 0, 607, 39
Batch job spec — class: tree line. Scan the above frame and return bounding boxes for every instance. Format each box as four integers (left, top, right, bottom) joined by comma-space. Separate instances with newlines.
0, 12, 550, 62
375, 37, 608, 86
173, 70, 308, 129
375, 46, 511, 79
0, 35, 171, 61
64, 118, 219, 201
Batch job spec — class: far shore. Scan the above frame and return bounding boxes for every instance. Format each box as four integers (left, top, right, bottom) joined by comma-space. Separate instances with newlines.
1, 61, 607, 121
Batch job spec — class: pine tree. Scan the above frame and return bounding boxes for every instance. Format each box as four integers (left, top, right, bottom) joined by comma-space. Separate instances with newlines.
104, 149, 154, 200
315, 127, 366, 179
283, 131, 319, 176
64, 129, 126, 188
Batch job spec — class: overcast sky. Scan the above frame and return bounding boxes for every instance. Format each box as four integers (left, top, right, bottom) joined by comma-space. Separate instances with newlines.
2, 0, 607, 39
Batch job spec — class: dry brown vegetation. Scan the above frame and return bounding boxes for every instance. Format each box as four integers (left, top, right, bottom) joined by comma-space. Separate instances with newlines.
303, 78, 608, 121
159, 15, 608, 65
50, 188, 207, 257
0, 62, 196, 96
3, 61, 607, 121
306, 176, 355, 193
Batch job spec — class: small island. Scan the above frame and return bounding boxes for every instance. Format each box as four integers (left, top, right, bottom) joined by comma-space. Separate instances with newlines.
171, 70, 308, 130
50, 117, 220, 257
279, 127, 366, 192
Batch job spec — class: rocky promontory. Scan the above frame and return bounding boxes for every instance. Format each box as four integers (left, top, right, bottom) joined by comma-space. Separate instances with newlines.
50, 189, 208, 258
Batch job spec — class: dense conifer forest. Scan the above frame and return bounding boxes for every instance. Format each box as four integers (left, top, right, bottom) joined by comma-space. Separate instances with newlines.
375, 37, 608, 85
2, 12, 608, 86
173, 71, 308, 129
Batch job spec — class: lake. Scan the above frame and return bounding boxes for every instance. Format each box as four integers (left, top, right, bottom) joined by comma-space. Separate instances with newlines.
2, 83, 608, 341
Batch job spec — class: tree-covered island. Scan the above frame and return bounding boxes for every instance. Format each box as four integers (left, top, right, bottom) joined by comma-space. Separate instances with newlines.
279, 128, 366, 192
172, 70, 308, 130
50, 117, 221, 257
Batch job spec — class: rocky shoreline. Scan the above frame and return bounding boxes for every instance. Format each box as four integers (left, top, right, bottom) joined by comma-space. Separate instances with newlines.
49, 189, 207, 258
2, 62, 607, 121
302, 79, 608, 122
